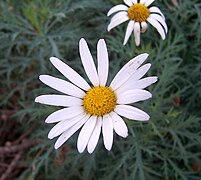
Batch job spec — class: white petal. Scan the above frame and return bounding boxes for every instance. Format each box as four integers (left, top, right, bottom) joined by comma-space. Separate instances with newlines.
87, 117, 102, 154
150, 14, 168, 33
130, 63, 152, 80
79, 38, 99, 86
107, 15, 129, 31
116, 76, 158, 94
50, 57, 90, 91
110, 53, 149, 90
45, 106, 84, 123
123, 20, 135, 45
145, 0, 155, 7
130, 76, 158, 89
110, 111, 128, 138
48, 112, 85, 139
35, 95, 82, 107
97, 39, 109, 86
140, 0, 146, 4
141, 21, 148, 33
54, 114, 90, 149
123, 0, 133, 6
110, 11, 128, 23
147, 17, 166, 40
115, 63, 152, 94
39, 75, 85, 98
102, 114, 113, 151
149, 6, 165, 20
115, 105, 150, 121
117, 89, 152, 104
131, 0, 138, 4
77, 116, 97, 153
134, 22, 141, 46
107, 4, 128, 16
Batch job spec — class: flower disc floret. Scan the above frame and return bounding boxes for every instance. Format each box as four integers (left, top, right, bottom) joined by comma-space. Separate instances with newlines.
128, 3, 150, 22
83, 86, 117, 116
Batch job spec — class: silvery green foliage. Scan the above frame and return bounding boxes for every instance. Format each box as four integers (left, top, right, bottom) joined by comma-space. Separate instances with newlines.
0, 0, 200, 179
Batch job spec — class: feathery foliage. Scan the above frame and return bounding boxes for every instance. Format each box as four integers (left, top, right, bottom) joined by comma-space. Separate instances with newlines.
0, 0, 200, 179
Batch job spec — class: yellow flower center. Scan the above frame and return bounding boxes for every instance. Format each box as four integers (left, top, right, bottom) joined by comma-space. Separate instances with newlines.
83, 86, 117, 116
127, 3, 150, 22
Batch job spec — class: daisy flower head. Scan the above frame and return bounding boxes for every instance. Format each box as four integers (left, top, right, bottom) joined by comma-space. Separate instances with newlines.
35, 38, 158, 153
107, 0, 168, 46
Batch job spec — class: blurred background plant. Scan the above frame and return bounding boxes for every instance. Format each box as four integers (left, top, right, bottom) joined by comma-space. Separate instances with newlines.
0, 0, 201, 179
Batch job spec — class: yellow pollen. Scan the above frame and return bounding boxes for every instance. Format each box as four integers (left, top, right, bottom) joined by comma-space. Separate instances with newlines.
127, 3, 150, 22
83, 86, 117, 116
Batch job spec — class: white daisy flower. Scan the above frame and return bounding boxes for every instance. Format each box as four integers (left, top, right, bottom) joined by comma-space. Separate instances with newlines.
35, 38, 157, 153
107, 0, 168, 46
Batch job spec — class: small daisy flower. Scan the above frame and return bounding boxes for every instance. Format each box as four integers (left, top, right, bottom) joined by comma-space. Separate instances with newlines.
107, 0, 168, 46
35, 38, 157, 153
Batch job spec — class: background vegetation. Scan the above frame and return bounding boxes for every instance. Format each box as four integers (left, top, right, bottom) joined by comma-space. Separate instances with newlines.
0, 0, 201, 179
